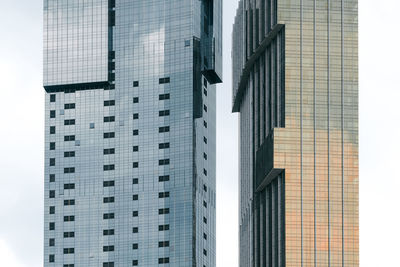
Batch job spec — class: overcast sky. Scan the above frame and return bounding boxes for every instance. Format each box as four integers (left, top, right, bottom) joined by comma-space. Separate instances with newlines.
0, 0, 399, 266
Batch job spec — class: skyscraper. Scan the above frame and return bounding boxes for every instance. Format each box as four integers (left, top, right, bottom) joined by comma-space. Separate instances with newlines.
43, 1, 222, 266
232, 0, 358, 266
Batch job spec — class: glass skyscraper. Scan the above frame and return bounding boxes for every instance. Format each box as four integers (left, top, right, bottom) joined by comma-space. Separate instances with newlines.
43, 1, 222, 266
232, 0, 358, 266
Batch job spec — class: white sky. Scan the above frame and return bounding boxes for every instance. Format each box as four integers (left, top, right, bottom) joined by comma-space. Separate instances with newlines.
0, 0, 399, 266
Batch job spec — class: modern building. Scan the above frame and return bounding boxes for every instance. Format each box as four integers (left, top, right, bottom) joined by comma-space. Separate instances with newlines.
232, 0, 358, 266
43, 0, 222, 266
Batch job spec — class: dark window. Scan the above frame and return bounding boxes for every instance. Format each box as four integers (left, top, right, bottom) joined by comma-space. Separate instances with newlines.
64, 216, 75, 222
159, 192, 170, 198
132, 243, 138, 250
159, 110, 170, 117
64, 103, 76, 109
50, 142, 55, 150
132, 227, 139, 233
103, 181, 115, 187
204, 78, 208, 87
64, 119, 75, 125
103, 229, 114, 236
158, 241, 169, 247
108, 51, 115, 59
133, 97, 139, 103
108, 73, 115, 81
203, 201, 207, 208
204, 88, 208, 96
64, 135, 75, 141
104, 148, 115, 155
50, 94, 56, 102
132, 146, 139, 152
159, 159, 170, 166
159, 77, 170, 84
132, 113, 139, 119
49, 174, 55, 182
132, 129, 139, 136
132, 194, 138, 201
104, 164, 115, 171
159, 126, 170, 133
103, 262, 114, 267
159, 208, 169, 215
49, 206, 55, 214
159, 175, 170, 182
90, 122, 95, 129
132, 260, 138, 266
203, 249, 207, 256
203, 120, 208, 128
104, 100, 115, 106
64, 167, 75, 173
103, 197, 115, 203
203, 233, 207, 240
104, 116, 115, 122
132, 211, 139, 217
203, 153, 207, 160
64, 199, 75, 206
159, 224, 170, 231
203, 185, 208, 192
49, 190, 55, 198
132, 178, 139, 184
204, 105, 208, 112
50, 158, 55, 166
64, 151, 75, 157
103, 246, 114, 252
108, 9, 115, 27
49, 222, 55, 230
50, 126, 56, 134
203, 217, 207, 224
49, 254, 55, 262
64, 232, 75, 238
49, 238, 55, 246
132, 162, 139, 168
104, 132, 115, 138
203, 136, 208, 144
63, 265, 74, 267
159, 258, 170, 264
64, 183, 75, 190
203, 168, 208, 176
159, 143, 170, 149
185, 39, 191, 47
133, 81, 139, 87
103, 213, 115, 219
159, 93, 170, 100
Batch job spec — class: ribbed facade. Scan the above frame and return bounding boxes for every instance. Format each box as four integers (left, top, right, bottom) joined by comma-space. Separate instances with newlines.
232, 0, 358, 266
43, 1, 222, 267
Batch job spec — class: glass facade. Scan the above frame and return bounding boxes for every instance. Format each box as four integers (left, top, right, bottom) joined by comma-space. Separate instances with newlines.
43, 1, 222, 267
232, 0, 358, 266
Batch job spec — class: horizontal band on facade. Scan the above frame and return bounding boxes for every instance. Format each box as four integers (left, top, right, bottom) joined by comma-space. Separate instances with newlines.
232, 23, 284, 113
44, 81, 110, 93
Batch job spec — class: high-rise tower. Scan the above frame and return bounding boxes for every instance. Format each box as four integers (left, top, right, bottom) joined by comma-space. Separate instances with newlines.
232, 0, 358, 266
43, 1, 222, 266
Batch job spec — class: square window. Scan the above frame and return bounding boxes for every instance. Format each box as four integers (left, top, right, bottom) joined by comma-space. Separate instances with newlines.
50, 142, 55, 150
133, 97, 139, 103
50, 126, 56, 134
49, 238, 55, 246
49, 222, 55, 230
49, 254, 55, 262
50, 94, 56, 102
132, 178, 139, 184
133, 81, 139, 87
90, 123, 95, 129
49, 206, 55, 214
50, 110, 56, 118
185, 40, 191, 47
49, 174, 55, 182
